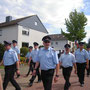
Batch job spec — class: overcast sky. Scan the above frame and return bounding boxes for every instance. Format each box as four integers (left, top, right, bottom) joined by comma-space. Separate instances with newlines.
0, 0, 90, 42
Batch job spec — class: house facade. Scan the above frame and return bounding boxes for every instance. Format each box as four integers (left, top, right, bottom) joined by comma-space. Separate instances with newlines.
47, 34, 75, 51
0, 15, 48, 48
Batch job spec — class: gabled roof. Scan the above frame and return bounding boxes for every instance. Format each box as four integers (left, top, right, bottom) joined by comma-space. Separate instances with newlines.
0, 15, 35, 28
47, 34, 68, 41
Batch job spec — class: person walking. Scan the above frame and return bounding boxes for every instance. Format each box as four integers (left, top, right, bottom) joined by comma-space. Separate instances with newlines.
86, 45, 90, 77
75, 42, 89, 87
33, 36, 59, 90
12, 40, 20, 78
59, 44, 77, 90
25, 46, 33, 77
3, 41, 21, 90
28, 42, 41, 86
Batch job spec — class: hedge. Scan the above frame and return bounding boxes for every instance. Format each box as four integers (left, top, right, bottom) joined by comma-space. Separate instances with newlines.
20, 47, 29, 57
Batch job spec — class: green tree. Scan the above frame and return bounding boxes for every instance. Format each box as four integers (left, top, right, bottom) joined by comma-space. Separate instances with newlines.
61, 9, 87, 42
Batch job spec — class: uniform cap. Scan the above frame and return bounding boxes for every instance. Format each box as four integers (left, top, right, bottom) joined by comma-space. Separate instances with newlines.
42, 36, 51, 42
64, 44, 71, 48
4, 41, 11, 46
29, 46, 33, 49
33, 42, 39, 46
12, 40, 17, 43
79, 42, 85, 45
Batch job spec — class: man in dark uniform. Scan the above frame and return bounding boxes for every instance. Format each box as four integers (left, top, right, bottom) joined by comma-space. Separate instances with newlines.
12, 40, 20, 78
33, 36, 59, 90
59, 44, 77, 90
28, 42, 41, 86
25, 46, 33, 76
3, 41, 21, 90
86, 45, 90, 77
75, 42, 89, 87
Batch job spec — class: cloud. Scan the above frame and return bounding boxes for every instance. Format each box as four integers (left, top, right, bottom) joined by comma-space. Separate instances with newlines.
0, 0, 89, 39
0, 0, 84, 26
82, 15, 90, 42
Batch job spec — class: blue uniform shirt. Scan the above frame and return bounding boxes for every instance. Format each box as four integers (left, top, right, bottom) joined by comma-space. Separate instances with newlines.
36, 47, 59, 70
59, 52, 76, 68
87, 50, 90, 60
75, 49, 89, 63
3, 48, 18, 66
12, 46, 20, 55
25, 52, 31, 59
30, 49, 39, 63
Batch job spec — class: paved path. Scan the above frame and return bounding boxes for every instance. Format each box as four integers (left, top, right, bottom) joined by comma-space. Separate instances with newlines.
0, 65, 90, 90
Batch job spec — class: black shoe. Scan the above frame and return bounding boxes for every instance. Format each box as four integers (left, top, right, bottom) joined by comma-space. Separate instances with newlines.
64, 84, 69, 90
68, 83, 71, 87
29, 82, 33, 87
80, 84, 84, 87
16, 74, 20, 78
64, 86, 68, 90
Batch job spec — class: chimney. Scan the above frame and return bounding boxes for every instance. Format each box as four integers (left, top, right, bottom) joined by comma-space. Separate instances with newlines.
6, 16, 12, 22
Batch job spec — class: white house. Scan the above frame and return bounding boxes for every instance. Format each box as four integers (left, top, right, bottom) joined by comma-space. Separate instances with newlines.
0, 15, 48, 48
47, 34, 75, 51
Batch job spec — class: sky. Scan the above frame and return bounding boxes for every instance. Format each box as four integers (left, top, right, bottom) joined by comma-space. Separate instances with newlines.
0, 0, 90, 42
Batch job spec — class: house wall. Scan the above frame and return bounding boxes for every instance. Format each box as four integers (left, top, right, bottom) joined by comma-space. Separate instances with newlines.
18, 25, 47, 48
0, 25, 47, 49
0, 25, 18, 44
18, 15, 48, 34
51, 40, 68, 51
51, 40, 75, 51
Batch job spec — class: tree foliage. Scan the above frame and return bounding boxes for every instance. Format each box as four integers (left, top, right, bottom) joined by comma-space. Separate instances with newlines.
61, 9, 87, 42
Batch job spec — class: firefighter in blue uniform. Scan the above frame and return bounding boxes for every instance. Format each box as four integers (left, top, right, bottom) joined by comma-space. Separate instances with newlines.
28, 42, 41, 86
75, 42, 89, 87
3, 41, 21, 90
59, 44, 77, 90
86, 45, 90, 77
25, 46, 33, 76
12, 40, 20, 78
33, 36, 59, 90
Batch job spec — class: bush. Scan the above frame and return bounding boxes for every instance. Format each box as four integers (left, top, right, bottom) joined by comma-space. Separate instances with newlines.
20, 47, 29, 57
0, 43, 5, 62
20, 57, 26, 64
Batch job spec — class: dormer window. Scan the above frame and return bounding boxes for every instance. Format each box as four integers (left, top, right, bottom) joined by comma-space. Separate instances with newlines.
35, 22, 38, 26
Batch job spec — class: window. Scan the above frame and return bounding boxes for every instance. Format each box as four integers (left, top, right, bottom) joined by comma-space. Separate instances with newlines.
22, 30, 29, 36
35, 22, 38, 26
56, 42, 58, 45
0, 30, 2, 36
22, 42, 29, 47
